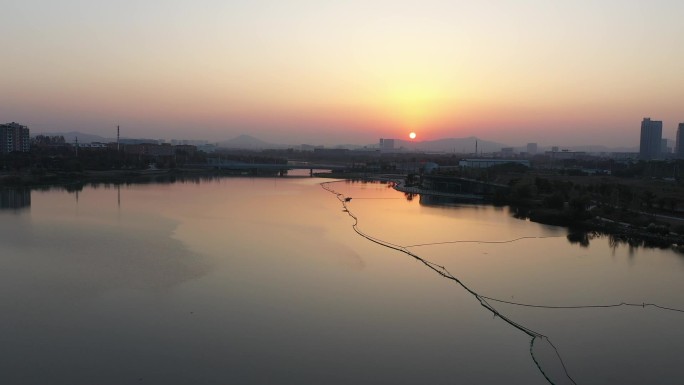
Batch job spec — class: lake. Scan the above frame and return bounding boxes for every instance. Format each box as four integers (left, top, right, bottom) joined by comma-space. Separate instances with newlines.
1, 176, 683, 384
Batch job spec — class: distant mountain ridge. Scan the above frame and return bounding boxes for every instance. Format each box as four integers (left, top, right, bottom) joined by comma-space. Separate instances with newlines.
31, 131, 641, 153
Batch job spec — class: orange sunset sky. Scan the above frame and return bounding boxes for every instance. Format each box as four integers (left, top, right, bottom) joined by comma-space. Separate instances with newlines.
2, 1, 683, 146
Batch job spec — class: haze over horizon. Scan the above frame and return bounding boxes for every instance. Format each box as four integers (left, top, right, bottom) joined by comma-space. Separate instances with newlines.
2, 1, 683, 147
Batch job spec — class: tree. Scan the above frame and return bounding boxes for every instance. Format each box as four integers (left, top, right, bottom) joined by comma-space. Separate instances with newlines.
543, 192, 565, 209
569, 194, 591, 219
640, 191, 656, 210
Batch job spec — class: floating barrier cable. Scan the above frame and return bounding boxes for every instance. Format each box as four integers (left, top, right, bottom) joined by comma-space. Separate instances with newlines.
321, 181, 579, 385
323, 181, 684, 384
404, 236, 566, 248
480, 296, 684, 313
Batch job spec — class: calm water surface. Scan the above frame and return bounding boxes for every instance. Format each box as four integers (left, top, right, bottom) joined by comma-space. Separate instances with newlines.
1, 177, 683, 384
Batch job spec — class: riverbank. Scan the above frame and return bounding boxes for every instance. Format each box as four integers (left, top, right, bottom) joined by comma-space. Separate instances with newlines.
390, 177, 684, 248
3, 169, 682, 248
0, 167, 286, 188
518, 206, 683, 248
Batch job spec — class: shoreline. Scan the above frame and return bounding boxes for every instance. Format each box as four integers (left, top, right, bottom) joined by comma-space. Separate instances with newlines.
2, 170, 682, 249
391, 179, 683, 249
0, 167, 286, 188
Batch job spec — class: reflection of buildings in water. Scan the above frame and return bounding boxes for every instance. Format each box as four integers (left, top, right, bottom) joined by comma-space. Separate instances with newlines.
0, 188, 31, 210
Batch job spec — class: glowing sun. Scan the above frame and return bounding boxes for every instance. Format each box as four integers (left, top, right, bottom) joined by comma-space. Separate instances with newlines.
409, 132, 417, 139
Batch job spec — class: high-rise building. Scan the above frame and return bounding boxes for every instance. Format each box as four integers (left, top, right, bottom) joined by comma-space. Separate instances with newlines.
526, 143, 538, 155
639, 118, 662, 160
379, 138, 395, 152
676, 123, 684, 159
0, 122, 30, 154
661, 139, 670, 155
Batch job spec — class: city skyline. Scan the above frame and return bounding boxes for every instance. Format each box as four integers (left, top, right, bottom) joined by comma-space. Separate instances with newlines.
2, 1, 684, 146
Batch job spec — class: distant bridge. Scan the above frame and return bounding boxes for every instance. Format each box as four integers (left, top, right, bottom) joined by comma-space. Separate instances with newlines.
200, 160, 348, 175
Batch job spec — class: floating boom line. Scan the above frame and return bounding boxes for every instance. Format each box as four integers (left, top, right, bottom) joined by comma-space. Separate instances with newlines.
321, 181, 578, 385
403, 235, 566, 248
322, 180, 684, 384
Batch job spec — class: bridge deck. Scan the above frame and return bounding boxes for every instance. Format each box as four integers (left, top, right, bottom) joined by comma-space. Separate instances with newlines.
201, 162, 347, 170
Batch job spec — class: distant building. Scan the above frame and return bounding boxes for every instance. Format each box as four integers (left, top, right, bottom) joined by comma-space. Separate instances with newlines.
379, 138, 395, 152
79, 142, 108, 149
119, 138, 159, 145
313, 148, 350, 156
123, 143, 174, 156
545, 149, 587, 160
500, 147, 514, 156
676, 123, 684, 159
422, 162, 439, 174
639, 118, 662, 160
661, 139, 670, 155
197, 144, 218, 153
526, 143, 538, 155
146, 143, 174, 157
0, 122, 30, 154
551, 146, 559, 152
174, 144, 197, 155
459, 158, 530, 168
610, 152, 639, 161
170, 139, 208, 146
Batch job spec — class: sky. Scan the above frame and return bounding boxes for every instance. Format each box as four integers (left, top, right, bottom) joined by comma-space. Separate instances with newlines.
2, 0, 684, 147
